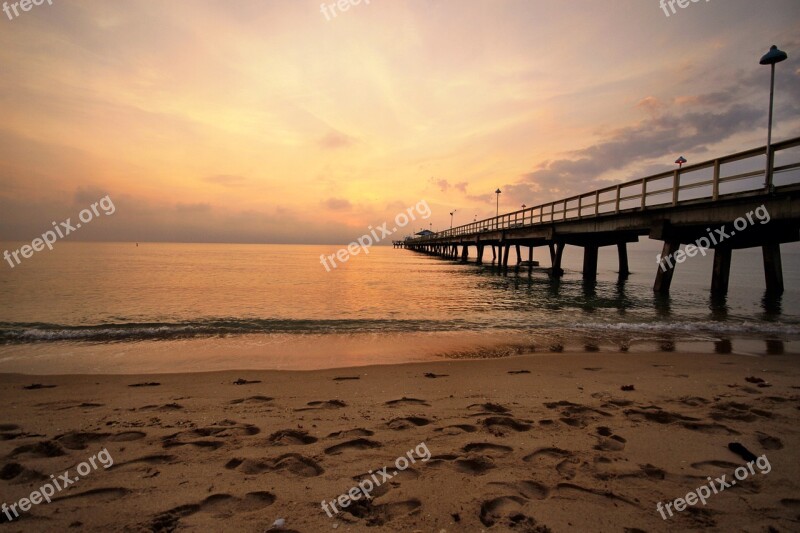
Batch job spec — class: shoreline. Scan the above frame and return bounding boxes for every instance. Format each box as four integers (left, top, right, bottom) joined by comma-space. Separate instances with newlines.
1, 351, 799, 531
0, 333, 797, 376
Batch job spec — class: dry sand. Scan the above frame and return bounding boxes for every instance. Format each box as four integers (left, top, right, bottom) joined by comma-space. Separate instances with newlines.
0, 352, 799, 532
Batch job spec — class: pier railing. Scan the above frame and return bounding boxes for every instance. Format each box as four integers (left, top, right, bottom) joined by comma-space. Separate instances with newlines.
419, 136, 800, 240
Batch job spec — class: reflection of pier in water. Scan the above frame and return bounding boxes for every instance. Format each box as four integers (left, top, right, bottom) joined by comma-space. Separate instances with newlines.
395, 137, 800, 297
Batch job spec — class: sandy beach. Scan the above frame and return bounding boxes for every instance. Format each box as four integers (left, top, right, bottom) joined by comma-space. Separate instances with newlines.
1, 351, 798, 532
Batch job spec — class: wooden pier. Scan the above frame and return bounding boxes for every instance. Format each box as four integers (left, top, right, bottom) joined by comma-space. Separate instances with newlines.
395, 137, 800, 295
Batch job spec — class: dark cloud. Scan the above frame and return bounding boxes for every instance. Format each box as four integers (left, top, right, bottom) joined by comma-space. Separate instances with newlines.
504, 71, 800, 206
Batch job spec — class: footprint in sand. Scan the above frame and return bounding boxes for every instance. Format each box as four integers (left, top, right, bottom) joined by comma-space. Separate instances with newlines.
385, 397, 429, 407
555, 483, 639, 507
488, 480, 550, 500
468, 402, 510, 414
545, 401, 611, 429
229, 395, 273, 405
455, 456, 496, 475
162, 420, 258, 450
422, 452, 492, 475
326, 428, 374, 439
635, 463, 666, 480
115, 454, 175, 469
756, 431, 783, 450
56, 430, 147, 450
593, 427, 626, 452
232, 379, 261, 385
148, 492, 275, 531
324, 438, 382, 455
482, 416, 532, 436
138, 403, 184, 412
268, 429, 317, 445
690, 460, 741, 470
295, 400, 347, 411
0, 424, 37, 442
436, 424, 478, 435
225, 454, 324, 477
463, 442, 513, 455
479, 495, 547, 529
55, 487, 132, 503
0, 462, 47, 484
386, 417, 432, 430
523, 447, 581, 481
8, 440, 66, 459
710, 401, 773, 423
340, 498, 421, 526
22, 384, 56, 390
625, 407, 738, 434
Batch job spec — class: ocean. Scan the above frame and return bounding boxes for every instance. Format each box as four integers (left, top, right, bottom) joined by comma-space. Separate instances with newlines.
0, 241, 798, 374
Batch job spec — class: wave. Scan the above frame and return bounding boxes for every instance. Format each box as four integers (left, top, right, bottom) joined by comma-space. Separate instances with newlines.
1, 317, 798, 344
573, 321, 800, 336
0, 318, 473, 344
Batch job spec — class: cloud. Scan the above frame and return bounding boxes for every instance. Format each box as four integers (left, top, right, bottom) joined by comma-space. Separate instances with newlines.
322, 197, 352, 211
175, 202, 212, 213
504, 76, 800, 206
317, 130, 357, 150
431, 177, 469, 194
203, 174, 248, 187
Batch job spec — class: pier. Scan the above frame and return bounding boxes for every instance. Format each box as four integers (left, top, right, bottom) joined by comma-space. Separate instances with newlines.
395, 137, 800, 295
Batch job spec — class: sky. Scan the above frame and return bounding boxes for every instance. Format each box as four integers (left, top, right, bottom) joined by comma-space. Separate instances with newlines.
1, 0, 799, 244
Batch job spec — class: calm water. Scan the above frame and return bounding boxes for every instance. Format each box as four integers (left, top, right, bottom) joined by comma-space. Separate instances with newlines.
0, 241, 798, 373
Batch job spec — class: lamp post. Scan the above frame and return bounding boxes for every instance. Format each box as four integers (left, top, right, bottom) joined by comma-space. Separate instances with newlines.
449, 210, 456, 229
675, 156, 687, 168
760, 44, 788, 192
495, 188, 501, 216
521, 204, 527, 209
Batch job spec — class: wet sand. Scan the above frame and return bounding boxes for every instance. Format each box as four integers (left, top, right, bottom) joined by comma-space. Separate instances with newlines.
1, 352, 798, 532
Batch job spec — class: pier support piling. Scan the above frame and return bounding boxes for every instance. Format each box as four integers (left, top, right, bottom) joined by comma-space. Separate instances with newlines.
711, 247, 732, 295
762, 243, 784, 294
582, 244, 599, 282
653, 241, 679, 294
549, 242, 565, 277
617, 242, 630, 279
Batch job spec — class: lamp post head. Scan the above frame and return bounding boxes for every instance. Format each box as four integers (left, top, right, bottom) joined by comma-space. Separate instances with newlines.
521, 204, 527, 209
495, 188, 501, 194
760, 45, 788, 65
675, 156, 687, 167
